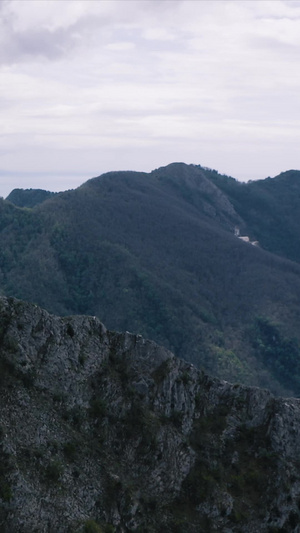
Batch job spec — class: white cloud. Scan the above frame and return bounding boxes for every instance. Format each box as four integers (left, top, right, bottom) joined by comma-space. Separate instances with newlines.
1, 0, 300, 196
105, 41, 135, 52
143, 27, 176, 41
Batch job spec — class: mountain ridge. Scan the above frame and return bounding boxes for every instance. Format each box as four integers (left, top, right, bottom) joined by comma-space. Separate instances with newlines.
1, 296, 300, 531
2, 163, 300, 395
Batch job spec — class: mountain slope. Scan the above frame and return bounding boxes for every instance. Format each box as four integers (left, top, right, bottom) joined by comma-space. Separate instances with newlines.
2, 164, 300, 395
6, 188, 56, 208
1, 297, 300, 532
205, 167, 300, 263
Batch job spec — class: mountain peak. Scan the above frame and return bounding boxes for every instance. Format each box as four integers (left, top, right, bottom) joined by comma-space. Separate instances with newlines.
6, 188, 56, 208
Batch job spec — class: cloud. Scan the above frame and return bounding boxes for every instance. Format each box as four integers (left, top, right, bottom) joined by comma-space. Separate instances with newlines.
0, 0, 185, 64
0, 4, 79, 64
142, 27, 176, 41
1, 0, 300, 196
105, 42, 135, 52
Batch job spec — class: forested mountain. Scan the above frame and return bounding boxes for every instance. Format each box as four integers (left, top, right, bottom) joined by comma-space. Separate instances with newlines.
205, 167, 300, 264
6, 188, 56, 208
3, 163, 300, 396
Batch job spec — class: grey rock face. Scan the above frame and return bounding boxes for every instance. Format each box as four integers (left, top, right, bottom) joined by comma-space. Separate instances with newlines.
0, 297, 300, 532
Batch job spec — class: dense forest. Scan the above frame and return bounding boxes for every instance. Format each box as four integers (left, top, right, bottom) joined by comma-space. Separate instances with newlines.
3, 162, 300, 396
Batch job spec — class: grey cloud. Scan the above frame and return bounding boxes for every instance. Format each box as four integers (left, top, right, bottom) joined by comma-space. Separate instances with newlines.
0, 0, 184, 66
0, 4, 112, 65
0, 20, 80, 64
13, 27, 77, 61
285, 0, 300, 8
0, 0, 9, 12
247, 34, 300, 53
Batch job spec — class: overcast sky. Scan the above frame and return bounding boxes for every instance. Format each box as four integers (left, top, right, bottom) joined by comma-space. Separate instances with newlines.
1, 0, 300, 197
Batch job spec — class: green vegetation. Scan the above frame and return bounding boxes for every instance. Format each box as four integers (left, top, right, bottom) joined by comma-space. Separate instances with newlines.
213, 346, 253, 384
89, 398, 107, 420
45, 459, 63, 483
173, 396, 280, 530
83, 520, 103, 533
2, 163, 300, 395
206, 167, 300, 263
252, 316, 300, 394
0, 441, 12, 502
82, 520, 115, 533
63, 442, 77, 462
152, 359, 171, 384
6, 188, 56, 208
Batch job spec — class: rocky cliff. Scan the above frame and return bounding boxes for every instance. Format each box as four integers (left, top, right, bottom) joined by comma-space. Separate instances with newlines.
0, 297, 300, 532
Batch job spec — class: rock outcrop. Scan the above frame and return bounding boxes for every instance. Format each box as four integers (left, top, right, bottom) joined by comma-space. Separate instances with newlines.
0, 296, 300, 532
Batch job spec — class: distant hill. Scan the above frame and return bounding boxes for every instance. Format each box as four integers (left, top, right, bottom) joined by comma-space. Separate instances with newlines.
3, 163, 300, 396
6, 188, 56, 208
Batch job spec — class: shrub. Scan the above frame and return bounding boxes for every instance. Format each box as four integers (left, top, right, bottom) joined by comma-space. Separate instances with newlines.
63, 441, 77, 461
89, 398, 107, 419
66, 323, 75, 337
45, 459, 63, 482
83, 519, 103, 533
